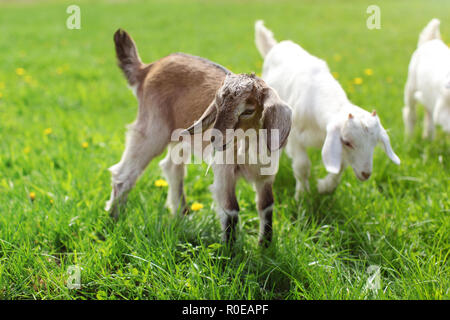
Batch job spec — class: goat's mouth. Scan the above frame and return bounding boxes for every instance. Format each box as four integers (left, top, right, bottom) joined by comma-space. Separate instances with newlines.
209, 125, 237, 151
355, 173, 370, 181
353, 169, 371, 181
211, 137, 233, 152
220, 139, 233, 151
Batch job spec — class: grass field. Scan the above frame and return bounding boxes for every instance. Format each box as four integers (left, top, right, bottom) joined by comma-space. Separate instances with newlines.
0, 0, 449, 300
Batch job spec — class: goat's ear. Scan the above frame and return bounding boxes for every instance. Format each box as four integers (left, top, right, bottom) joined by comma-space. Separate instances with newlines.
321, 123, 342, 174
379, 128, 400, 165
186, 101, 217, 134
262, 92, 292, 151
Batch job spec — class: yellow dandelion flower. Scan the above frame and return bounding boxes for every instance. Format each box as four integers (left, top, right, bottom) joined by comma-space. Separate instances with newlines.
24, 75, 33, 84
191, 202, 204, 211
16, 68, 25, 76
364, 68, 373, 76
96, 291, 107, 300
23, 146, 31, 154
43, 128, 52, 135
353, 77, 363, 85
0, 92, 3, 99
50, 199, 54, 204
81, 142, 89, 149
56, 67, 63, 75
333, 54, 342, 62
29, 192, 36, 201
154, 179, 168, 187
386, 76, 393, 83
332, 72, 339, 79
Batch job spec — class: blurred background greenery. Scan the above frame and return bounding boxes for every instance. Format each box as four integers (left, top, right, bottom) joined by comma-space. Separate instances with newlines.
0, 0, 448, 299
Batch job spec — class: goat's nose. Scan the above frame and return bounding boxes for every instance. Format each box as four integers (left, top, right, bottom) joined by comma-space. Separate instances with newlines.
361, 171, 371, 180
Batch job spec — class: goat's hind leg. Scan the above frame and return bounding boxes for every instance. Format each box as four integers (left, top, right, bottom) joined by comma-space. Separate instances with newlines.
291, 147, 311, 200
159, 145, 187, 215
106, 120, 170, 219
402, 75, 418, 137
286, 134, 311, 200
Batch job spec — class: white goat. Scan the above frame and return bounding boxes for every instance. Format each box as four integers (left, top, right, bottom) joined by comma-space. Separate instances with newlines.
106, 29, 292, 245
255, 21, 400, 197
403, 18, 450, 138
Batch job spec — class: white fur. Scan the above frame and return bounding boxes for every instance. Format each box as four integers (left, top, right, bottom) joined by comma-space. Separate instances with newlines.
129, 84, 138, 97
403, 18, 450, 138
255, 20, 400, 196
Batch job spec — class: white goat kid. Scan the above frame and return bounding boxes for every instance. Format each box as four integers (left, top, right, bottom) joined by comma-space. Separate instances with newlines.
403, 18, 450, 139
255, 21, 400, 197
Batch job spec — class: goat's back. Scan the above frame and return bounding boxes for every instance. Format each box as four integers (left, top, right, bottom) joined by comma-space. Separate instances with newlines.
411, 40, 450, 106
139, 53, 230, 130
261, 40, 348, 126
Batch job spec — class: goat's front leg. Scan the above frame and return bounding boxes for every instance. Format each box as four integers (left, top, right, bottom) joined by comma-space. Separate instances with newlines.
317, 169, 343, 194
254, 180, 274, 247
210, 164, 239, 244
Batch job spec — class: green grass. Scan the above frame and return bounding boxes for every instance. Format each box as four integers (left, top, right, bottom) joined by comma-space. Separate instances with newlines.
0, 0, 449, 300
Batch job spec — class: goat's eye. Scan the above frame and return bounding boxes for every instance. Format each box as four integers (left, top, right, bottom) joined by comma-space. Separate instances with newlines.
341, 139, 353, 148
241, 109, 255, 116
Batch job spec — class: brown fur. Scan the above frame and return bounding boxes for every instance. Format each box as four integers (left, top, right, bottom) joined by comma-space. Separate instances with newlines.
114, 29, 230, 131
141, 54, 230, 130
109, 29, 292, 246
186, 73, 292, 152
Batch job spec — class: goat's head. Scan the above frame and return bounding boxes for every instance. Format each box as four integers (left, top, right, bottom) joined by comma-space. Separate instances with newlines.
322, 110, 400, 181
186, 73, 292, 151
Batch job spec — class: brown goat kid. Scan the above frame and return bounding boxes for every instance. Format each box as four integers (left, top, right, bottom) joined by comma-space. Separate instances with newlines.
106, 29, 292, 245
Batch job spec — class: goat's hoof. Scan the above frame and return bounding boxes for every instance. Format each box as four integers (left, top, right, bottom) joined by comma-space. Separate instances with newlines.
106, 200, 122, 221
109, 208, 119, 221
181, 207, 190, 216
294, 186, 309, 200
317, 179, 336, 194
258, 238, 272, 248
222, 234, 236, 248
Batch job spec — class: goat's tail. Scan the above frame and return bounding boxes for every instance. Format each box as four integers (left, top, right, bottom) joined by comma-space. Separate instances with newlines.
255, 20, 277, 58
114, 29, 143, 85
418, 18, 441, 47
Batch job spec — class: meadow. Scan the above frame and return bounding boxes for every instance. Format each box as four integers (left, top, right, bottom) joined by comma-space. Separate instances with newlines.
0, 0, 448, 299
